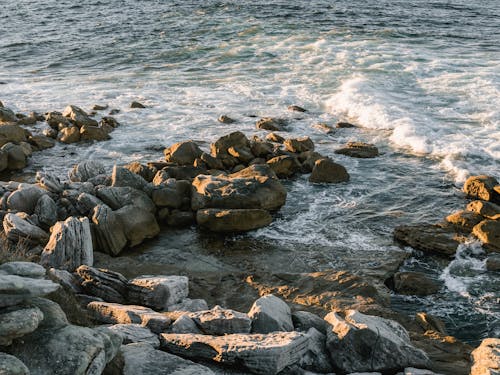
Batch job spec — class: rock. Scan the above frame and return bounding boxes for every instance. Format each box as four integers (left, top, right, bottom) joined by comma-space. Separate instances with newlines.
284, 137, 314, 153
62, 105, 98, 127
191, 172, 287, 211
292, 311, 328, 334
312, 122, 334, 133
250, 139, 274, 158
446, 210, 483, 233
0, 124, 29, 146
111, 165, 149, 191
58, 126, 81, 143
463, 175, 500, 203
248, 294, 293, 334
288, 105, 307, 112
87, 301, 172, 333
6, 185, 46, 214
210, 131, 251, 168
48, 267, 82, 293
335, 142, 379, 158
200, 152, 224, 170
0, 275, 59, 307
265, 132, 285, 143
107, 342, 214, 375
115, 205, 160, 247
0, 353, 29, 375
337, 121, 356, 128
0, 149, 7, 171
486, 254, 500, 271
228, 145, 254, 164
106, 324, 160, 348
473, 220, 500, 252
91, 204, 128, 256
76, 192, 104, 215
170, 315, 203, 334
3, 212, 49, 245
218, 114, 235, 124
124, 162, 157, 182
301, 328, 335, 373
415, 312, 447, 335
0, 106, 18, 124
2, 143, 28, 169
256, 117, 287, 131
151, 179, 191, 208
394, 224, 462, 257
29, 297, 69, 329
0, 261, 45, 278
168, 298, 208, 312
37, 171, 64, 193
130, 101, 146, 109
28, 134, 56, 149
128, 275, 189, 310
467, 200, 500, 220
188, 305, 252, 335
76, 265, 129, 303
392, 272, 440, 296
266, 155, 301, 178
34, 192, 60, 226
325, 310, 429, 373
162, 209, 195, 227
41, 217, 93, 271
470, 338, 500, 375
196, 208, 272, 232
80, 124, 110, 141
159, 331, 310, 375
93, 104, 108, 111
401, 368, 441, 375
96, 186, 155, 213
309, 158, 350, 183
69, 160, 107, 182
0, 306, 44, 346
164, 141, 203, 165
159, 165, 207, 181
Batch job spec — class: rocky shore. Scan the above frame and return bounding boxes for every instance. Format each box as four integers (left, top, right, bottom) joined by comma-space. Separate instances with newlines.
0, 100, 498, 375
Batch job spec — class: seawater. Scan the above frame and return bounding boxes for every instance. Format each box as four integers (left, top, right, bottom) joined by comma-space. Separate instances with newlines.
1, 0, 499, 344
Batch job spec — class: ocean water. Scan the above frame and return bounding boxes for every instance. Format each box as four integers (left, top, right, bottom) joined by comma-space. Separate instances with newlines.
1, 0, 499, 344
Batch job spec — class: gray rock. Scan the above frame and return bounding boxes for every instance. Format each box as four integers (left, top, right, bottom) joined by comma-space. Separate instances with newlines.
196, 208, 273, 232
76, 192, 103, 215
170, 315, 203, 334
91, 204, 127, 256
159, 331, 310, 375
34, 194, 58, 228
7, 185, 46, 214
168, 298, 208, 312
48, 268, 82, 293
470, 338, 499, 375
29, 297, 69, 330
3, 213, 49, 245
335, 142, 379, 158
151, 179, 191, 209
111, 165, 148, 191
87, 301, 172, 334
36, 171, 64, 193
2, 143, 28, 170
76, 265, 129, 303
301, 328, 334, 373
115, 205, 160, 247
292, 311, 328, 334
69, 160, 107, 182
402, 368, 443, 375
0, 106, 18, 124
248, 294, 293, 334
41, 217, 93, 271
62, 105, 98, 127
0, 353, 29, 375
0, 306, 44, 346
96, 186, 155, 213
0, 275, 59, 307
106, 324, 160, 348
324, 310, 430, 373
188, 305, 252, 335
128, 275, 188, 310
0, 261, 46, 278
107, 342, 214, 375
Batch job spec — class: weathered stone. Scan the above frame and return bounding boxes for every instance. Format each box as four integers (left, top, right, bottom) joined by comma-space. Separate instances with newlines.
162, 209, 195, 227
467, 200, 500, 220
486, 254, 500, 271
196, 208, 272, 232
325, 310, 429, 373
210, 131, 251, 168
335, 142, 379, 158
76, 192, 104, 215
0, 124, 29, 146
0, 306, 44, 346
168, 298, 209, 312
446, 210, 483, 233
91, 204, 128, 256
256, 117, 287, 132
188, 305, 252, 335
58, 126, 81, 143
69, 160, 107, 182
265, 132, 285, 143
2, 142, 28, 169
309, 158, 350, 183
463, 175, 500, 203
29, 297, 69, 330
301, 328, 335, 373
48, 267, 82, 293
6, 185, 45, 214
96, 186, 155, 213
111, 165, 149, 191
0, 106, 18, 124
0, 275, 59, 307
292, 310, 328, 334
284, 137, 314, 153
248, 294, 293, 334
200, 152, 224, 170
80, 124, 110, 141
170, 315, 203, 334
473, 220, 500, 252
0, 353, 29, 375
124, 162, 157, 182
0, 148, 7, 171
266, 155, 301, 178
130, 101, 146, 109
76, 265, 129, 304
0, 261, 45, 278
115, 205, 160, 247
392, 272, 440, 296
33, 194, 57, 229
288, 105, 307, 112
63, 105, 98, 127
470, 338, 500, 375
3, 212, 49, 245
394, 224, 462, 257
28, 134, 56, 149
151, 179, 190, 208
128, 275, 189, 310
106, 324, 160, 348
164, 141, 203, 165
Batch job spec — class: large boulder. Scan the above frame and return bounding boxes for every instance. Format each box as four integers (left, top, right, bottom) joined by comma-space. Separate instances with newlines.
115, 205, 160, 247
472, 220, 500, 252
188, 305, 252, 335
96, 186, 155, 213
35, 194, 58, 228
446, 210, 483, 233
164, 141, 203, 165
6, 185, 46, 214
111, 165, 149, 192
394, 224, 462, 257
470, 338, 500, 375
58, 126, 81, 143
0, 274, 59, 307
0, 353, 29, 375
266, 155, 301, 178
62, 105, 98, 127
91, 205, 128, 256
0, 124, 29, 146
248, 294, 293, 334
392, 272, 440, 296
3, 212, 49, 245
105, 324, 160, 348
76, 265, 129, 304
467, 200, 500, 220
463, 175, 500, 203
2, 142, 28, 169
283, 137, 314, 153
80, 124, 110, 141
0, 106, 18, 124
0, 306, 44, 346
127, 275, 189, 310
151, 179, 191, 209
210, 131, 251, 168
196, 208, 272, 232
0, 261, 46, 278
309, 158, 350, 183
324, 310, 429, 373
69, 161, 107, 182
256, 117, 287, 132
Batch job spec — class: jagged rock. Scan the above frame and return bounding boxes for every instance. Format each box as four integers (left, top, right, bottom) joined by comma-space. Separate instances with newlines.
415, 313, 447, 335
45, 111, 70, 128
80, 124, 110, 141
76, 192, 104, 215
41, 217, 93, 271
160, 331, 310, 374
288, 105, 307, 112
87, 302, 172, 333
168, 298, 209, 312
96, 186, 155, 213
196, 208, 272, 232
36, 171, 64, 193
0, 306, 44, 346
467, 200, 500, 220
48, 268, 82, 293
265, 132, 285, 143
106, 342, 215, 375
76, 265, 129, 303
62, 105, 98, 127
0, 261, 46, 278
394, 224, 461, 257
392, 272, 440, 296
0, 106, 18, 124
128, 275, 188, 310
309, 158, 350, 183
34, 194, 58, 228
470, 338, 500, 375
210, 131, 251, 168
69, 160, 107, 182
115, 205, 160, 247
292, 311, 328, 334
58, 126, 81, 143
130, 101, 146, 109
463, 175, 500, 203
111, 165, 149, 191
7, 185, 46, 214
151, 179, 191, 208
124, 162, 157, 182
106, 324, 160, 348
335, 142, 379, 158
267, 155, 301, 178
0, 275, 59, 307
3, 212, 49, 245
256, 117, 287, 132
284, 137, 314, 153
0, 124, 29, 146
446, 210, 483, 233
170, 314, 203, 334
325, 310, 429, 373
164, 141, 203, 165
0, 353, 29, 375
473, 220, 500, 252
2, 142, 28, 169
250, 139, 274, 158
486, 254, 500, 271
301, 328, 334, 373
248, 294, 293, 334
91, 204, 128, 256
188, 305, 252, 335
200, 152, 224, 170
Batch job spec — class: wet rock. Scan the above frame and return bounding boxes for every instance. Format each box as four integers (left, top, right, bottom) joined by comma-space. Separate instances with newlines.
188, 305, 252, 335
265, 132, 285, 143
3, 212, 49, 245
87, 301, 172, 333
0, 353, 29, 375
0, 306, 44, 346
266, 155, 301, 178
63, 105, 98, 127
0, 275, 59, 308
107, 342, 214, 375
170, 315, 203, 334
93, 104, 108, 111
2, 142, 28, 169
76, 265, 129, 304
0, 106, 18, 124
28, 134, 56, 149
7, 185, 46, 214
69, 160, 107, 182
124, 162, 157, 182
80, 124, 111, 141
111, 165, 149, 191
463, 175, 500, 203
288, 105, 307, 112
0, 261, 46, 278
467, 200, 500, 220
284, 137, 314, 153
130, 101, 146, 109
210, 131, 251, 168
312, 122, 334, 134
128, 275, 188, 310
392, 272, 440, 296
415, 312, 447, 335
486, 254, 500, 271
96, 186, 155, 213
218, 114, 235, 124
159, 331, 310, 375
394, 223, 462, 257
91, 204, 128, 256
446, 210, 483, 233
168, 298, 208, 312
248, 294, 293, 334
292, 311, 328, 334
473, 220, 500, 252
325, 310, 429, 373
470, 338, 500, 375
337, 121, 356, 128
309, 158, 350, 183
335, 142, 379, 158
106, 324, 160, 348
200, 152, 224, 170
164, 140, 203, 165
196, 208, 272, 232
256, 117, 287, 132
115, 205, 160, 247
58, 126, 81, 143
41, 216, 93, 271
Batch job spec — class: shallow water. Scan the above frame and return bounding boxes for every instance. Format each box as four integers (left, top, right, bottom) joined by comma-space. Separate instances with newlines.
1, 0, 499, 344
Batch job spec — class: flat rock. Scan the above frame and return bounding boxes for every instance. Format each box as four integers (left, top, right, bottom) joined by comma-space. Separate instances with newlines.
0, 261, 46, 278
335, 142, 379, 158
470, 338, 500, 375
106, 324, 160, 348
0, 353, 29, 375
394, 224, 462, 257
168, 298, 208, 312
170, 315, 203, 334
248, 294, 293, 334
196, 208, 272, 232
0, 275, 59, 307
188, 305, 252, 335
128, 275, 189, 310
0, 306, 44, 345
76, 265, 129, 304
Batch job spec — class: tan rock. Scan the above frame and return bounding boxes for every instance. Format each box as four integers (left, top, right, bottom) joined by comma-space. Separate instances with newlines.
472, 220, 500, 252
470, 338, 499, 375
196, 208, 272, 232
58, 126, 80, 143
309, 158, 349, 183
446, 210, 483, 233
463, 175, 500, 203
466, 200, 500, 220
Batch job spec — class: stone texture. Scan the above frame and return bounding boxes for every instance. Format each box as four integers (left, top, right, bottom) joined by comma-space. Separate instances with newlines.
164, 140, 203, 165
106, 324, 160, 348
76, 265, 129, 304
58, 126, 81, 143
446, 210, 483, 233
188, 305, 252, 335
6, 185, 46, 214
335, 142, 379, 158
115, 205, 160, 247
283, 137, 314, 153
0, 275, 59, 307
62, 105, 98, 127
292, 310, 328, 334
0, 353, 29, 375
470, 338, 500, 375
256, 117, 287, 132
0, 261, 46, 278
0, 124, 29, 146
0, 306, 44, 345
168, 298, 208, 312
128, 275, 189, 310
394, 224, 462, 257
473, 220, 500, 252
35, 194, 58, 228
170, 315, 203, 334
96, 186, 155, 213
248, 294, 293, 334
392, 272, 440, 296
463, 175, 500, 203
69, 160, 107, 182
2, 143, 28, 169
80, 124, 110, 141
91, 204, 127, 256
486, 254, 500, 271
467, 200, 500, 220
3, 213, 49, 245
309, 158, 350, 183
196, 208, 272, 232
266, 155, 301, 178
111, 165, 149, 191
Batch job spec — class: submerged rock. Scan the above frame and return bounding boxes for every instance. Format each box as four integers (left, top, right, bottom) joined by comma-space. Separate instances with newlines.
335, 142, 379, 158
